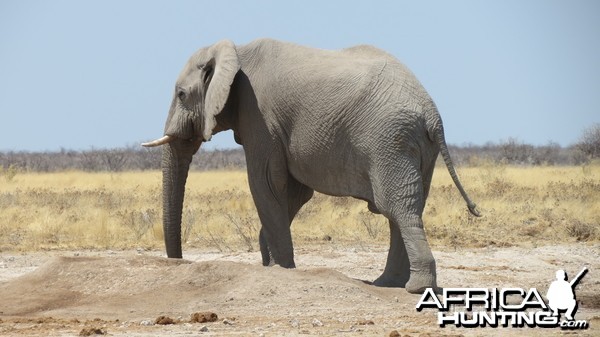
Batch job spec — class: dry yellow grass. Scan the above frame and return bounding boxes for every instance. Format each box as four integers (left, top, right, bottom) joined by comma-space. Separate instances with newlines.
425, 163, 600, 248
0, 164, 598, 252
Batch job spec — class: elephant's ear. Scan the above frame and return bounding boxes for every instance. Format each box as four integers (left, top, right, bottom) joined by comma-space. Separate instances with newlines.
203, 40, 240, 141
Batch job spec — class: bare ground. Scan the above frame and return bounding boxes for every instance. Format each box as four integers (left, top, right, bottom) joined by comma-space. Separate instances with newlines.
0, 243, 599, 336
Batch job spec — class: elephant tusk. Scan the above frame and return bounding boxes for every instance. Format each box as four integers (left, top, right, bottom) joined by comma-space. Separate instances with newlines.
141, 135, 174, 147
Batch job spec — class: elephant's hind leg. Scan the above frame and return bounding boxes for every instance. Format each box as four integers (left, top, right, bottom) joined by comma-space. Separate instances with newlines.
372, 220, 410, 287
395, 215, 437, 294
373, 156, 437, 293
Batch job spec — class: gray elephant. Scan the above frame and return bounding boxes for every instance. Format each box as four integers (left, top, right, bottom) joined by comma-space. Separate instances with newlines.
142, 38, 480, 294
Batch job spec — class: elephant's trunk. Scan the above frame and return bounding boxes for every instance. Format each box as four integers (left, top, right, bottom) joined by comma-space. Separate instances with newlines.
162, 139, 197, 258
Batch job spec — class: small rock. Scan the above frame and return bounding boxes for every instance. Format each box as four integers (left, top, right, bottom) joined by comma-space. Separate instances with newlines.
357, 319, 375, 325
199, 325, 209, 332
290, 319, 300, 328
154, 316, 175, 325
79, 327, 106, 336
139, 320, 153, 326
389, 330, 401, 337
311, 318, 323, 327
223, 318, 234, 325
191, 312, 218, 323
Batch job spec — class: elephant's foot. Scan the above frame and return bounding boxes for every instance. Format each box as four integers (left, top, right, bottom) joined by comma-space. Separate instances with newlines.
372, 271, 409, 288
404, 272, 437, 294
262, 256, 295, 268
261, 248, 295, 268
373, 271, 438, 294
260, 247, 275, 266
258, 229, 296, 268
262, 250, 295, 268
261, 256, 276, 267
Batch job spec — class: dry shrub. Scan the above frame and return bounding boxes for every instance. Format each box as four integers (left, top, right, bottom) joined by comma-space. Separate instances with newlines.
566, 221, 597, 241
0, 164, 20, 182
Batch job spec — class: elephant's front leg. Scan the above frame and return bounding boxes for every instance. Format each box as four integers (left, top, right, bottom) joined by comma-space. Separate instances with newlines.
247, 156, 296, 268
259, 228, 275, 266
252, 188, 295, 268
259, 177, 313, 267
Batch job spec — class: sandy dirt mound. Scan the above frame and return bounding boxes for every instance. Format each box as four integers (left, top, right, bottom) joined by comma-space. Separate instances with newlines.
1, 245, 599, 336
0, 255, 396, 319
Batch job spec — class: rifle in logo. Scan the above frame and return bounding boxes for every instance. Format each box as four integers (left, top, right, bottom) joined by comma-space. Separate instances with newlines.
546, 267, 588, 321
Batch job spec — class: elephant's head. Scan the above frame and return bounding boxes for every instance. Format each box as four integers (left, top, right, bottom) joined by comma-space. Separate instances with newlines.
142, 40, 240, 258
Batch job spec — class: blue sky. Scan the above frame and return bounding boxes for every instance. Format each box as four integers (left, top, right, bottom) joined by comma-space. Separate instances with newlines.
0, 0, 598, 151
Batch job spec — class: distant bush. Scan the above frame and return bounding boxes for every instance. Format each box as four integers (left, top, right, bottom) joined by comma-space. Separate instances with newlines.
447, 141, 576, 166
575, 123, 600, 162
0, 147, 246, 172
443, 124, 600, 166
1, 124, 599, 171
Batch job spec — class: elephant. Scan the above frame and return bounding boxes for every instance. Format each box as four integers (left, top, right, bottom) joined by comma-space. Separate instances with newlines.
142, 38, 480, 294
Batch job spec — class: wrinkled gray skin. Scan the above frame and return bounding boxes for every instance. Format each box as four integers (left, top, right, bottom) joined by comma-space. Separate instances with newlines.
144, 39, 480, 294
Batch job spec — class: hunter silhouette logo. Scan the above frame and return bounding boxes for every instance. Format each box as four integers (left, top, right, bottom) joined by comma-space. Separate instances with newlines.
415, 267, 589, 329
546, 267, 588, 321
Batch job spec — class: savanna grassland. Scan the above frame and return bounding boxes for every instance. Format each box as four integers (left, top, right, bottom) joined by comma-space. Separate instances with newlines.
1, 164, 600, 337
1, 163, 598, 253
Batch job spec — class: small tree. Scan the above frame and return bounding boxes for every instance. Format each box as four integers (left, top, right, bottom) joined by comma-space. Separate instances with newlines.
500, 138, 534, 164
576, 123, 600, 161
99, 149, 128, 172
0, 164, 19, 182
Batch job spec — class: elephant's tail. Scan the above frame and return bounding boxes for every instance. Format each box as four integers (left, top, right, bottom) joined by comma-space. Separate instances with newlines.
428, 115, 481, 217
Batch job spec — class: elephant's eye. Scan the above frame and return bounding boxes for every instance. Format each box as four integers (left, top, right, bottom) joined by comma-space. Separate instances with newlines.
177, 88, 186, 101
202, 66, 213, 84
